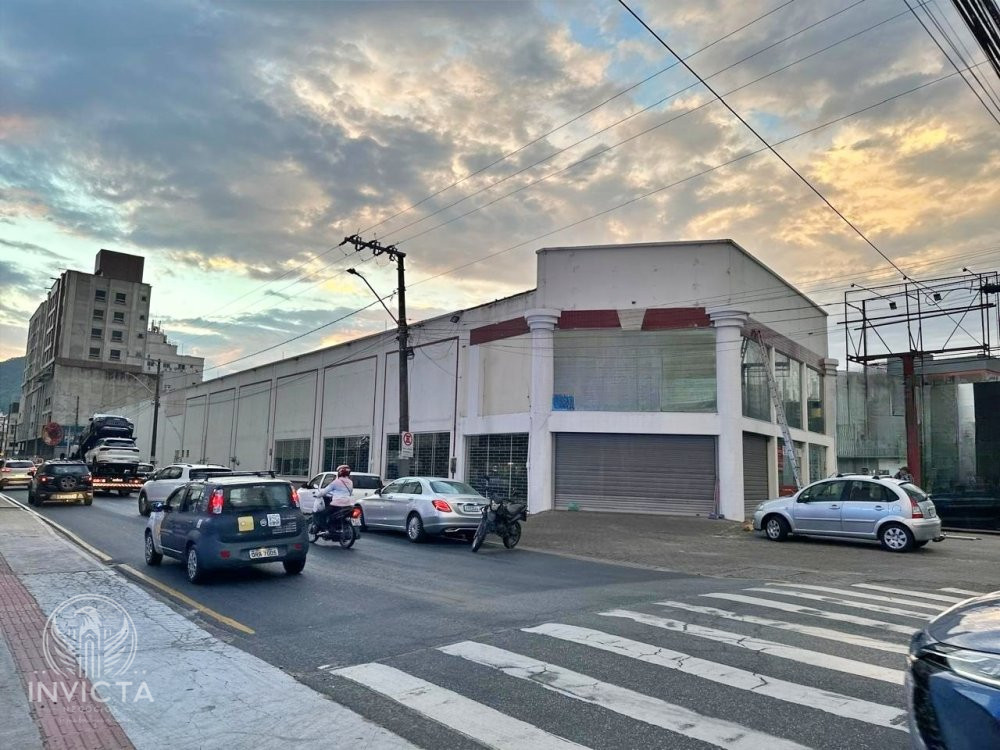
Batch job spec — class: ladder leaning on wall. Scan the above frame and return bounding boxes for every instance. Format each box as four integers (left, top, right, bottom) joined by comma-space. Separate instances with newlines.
750, 329, 802, 490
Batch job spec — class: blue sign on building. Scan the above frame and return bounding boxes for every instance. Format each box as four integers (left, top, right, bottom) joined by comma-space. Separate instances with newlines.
552, 394, 575, 411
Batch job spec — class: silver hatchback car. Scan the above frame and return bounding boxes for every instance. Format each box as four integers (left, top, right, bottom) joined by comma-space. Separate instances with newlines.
752, 475, 944, 552
358, 476, 486, 542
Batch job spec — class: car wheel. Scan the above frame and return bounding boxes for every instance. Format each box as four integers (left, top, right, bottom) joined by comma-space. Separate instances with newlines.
144, 532, 162, 566
138, 492, 150, 516
26, 489, 35, 505
283, 559, 306, 575
186, 545, 205, 583
880, 523, 915, 552
764, 515, 790, 541
82, 495, 93, 506
406, 513, 426, 543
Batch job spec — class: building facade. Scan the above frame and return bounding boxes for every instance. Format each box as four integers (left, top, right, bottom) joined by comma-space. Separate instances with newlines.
14, 250, 204, 457
158, 241, 835, 522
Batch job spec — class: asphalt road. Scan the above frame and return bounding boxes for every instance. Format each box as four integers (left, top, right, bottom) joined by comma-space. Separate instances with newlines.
5, 488, 961, 750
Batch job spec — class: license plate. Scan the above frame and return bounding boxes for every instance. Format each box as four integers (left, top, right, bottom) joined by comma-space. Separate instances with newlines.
350, 518, 361, 527
52, 493, 82, 500
249, 547, 279, 559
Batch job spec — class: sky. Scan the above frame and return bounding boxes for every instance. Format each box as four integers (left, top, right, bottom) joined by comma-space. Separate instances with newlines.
2, 0, 998, 376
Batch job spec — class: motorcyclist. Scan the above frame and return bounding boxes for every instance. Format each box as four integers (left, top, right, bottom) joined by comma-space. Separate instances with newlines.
314, 465, 353, 533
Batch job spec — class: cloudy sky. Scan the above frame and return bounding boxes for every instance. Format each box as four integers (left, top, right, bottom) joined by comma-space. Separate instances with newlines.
2, 0, 998, 375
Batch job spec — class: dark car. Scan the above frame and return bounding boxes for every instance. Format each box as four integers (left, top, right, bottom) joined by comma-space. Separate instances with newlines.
144, 471, 308, 583
27, 460, 93, 506
907, 590, 1000, 748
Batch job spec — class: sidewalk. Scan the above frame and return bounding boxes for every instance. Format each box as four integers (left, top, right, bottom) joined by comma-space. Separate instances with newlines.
0, 498, 416, 750
521, 509, 1000, 591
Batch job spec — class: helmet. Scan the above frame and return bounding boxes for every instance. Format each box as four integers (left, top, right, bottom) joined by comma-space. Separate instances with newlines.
337, 464, 351, 477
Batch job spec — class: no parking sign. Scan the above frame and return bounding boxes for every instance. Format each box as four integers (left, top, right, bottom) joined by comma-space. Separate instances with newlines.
400, 431, 414, 459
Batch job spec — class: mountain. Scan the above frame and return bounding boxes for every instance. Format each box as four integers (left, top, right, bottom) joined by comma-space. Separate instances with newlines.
0, 357, 25, 411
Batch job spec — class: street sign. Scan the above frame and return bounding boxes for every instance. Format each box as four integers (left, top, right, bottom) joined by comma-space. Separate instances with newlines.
399, 431, 414, 459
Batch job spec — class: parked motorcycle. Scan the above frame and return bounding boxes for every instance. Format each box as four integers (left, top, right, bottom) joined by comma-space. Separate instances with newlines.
308, 505, 361, 549
471, 497, 527, 552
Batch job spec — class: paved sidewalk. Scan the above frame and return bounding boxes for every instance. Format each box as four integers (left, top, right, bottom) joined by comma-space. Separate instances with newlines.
521, 510, 1000, 591
0, 501, 416, 750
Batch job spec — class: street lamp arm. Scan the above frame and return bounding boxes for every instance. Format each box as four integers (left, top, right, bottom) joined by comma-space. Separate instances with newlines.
347, 269, 398, 324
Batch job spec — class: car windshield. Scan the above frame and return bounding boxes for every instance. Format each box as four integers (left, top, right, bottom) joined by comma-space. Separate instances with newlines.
352, 475, 382, 490
6, 461, 34, 468
190, 468, 232, 480
429, 480, 480, 496
221, 483, 293, 510
48, 465, 88, 475
901, 482, 929, 502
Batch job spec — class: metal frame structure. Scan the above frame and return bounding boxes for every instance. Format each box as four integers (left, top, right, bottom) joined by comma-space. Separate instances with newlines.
841, 270, 1000, 483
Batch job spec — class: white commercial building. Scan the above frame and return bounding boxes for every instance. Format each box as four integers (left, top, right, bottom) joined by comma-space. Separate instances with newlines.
161, 241, 836, 522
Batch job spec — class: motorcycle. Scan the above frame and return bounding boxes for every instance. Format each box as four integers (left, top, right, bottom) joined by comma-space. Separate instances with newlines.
308, 504, 362, 549
471, 497, 527, 552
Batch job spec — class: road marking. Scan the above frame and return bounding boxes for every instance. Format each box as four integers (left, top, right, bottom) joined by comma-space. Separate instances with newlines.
851, 584, 965, 604
700, 593, 919, 636
0, 493, 113, 562
439, 641, 811, 750
599, 609, 903, 684
654, 600, 906, 654
767, 583, 946, 611
939, 587, 985, 597
525, 623, 908, 731
334, 662, 589, 749
115, 564, 255, 635
744, 588, 933, 620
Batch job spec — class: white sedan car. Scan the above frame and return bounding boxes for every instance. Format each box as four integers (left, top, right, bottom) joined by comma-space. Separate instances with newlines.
84, 438, 141, 465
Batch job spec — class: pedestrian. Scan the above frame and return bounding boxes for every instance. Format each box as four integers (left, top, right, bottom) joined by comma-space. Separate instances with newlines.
894, 466, 913, 482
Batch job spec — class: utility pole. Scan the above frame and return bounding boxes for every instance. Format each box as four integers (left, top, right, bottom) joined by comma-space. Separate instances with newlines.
340, 235, 410, 477
150, 359, 161, 466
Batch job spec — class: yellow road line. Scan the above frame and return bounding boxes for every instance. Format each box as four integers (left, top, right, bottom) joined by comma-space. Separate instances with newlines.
117, 564, 256, 635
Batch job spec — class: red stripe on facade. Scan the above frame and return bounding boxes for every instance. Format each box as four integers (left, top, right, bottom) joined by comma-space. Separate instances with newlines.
469, 317, 530, 345
641, 307, 710, 330
557, 310, 621, 329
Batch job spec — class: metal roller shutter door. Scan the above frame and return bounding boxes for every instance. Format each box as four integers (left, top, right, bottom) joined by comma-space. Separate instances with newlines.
554, 433, 717, 515
743, 433, 770, 521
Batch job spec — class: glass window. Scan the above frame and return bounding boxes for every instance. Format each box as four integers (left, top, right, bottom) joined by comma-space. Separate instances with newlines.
180, 484, 204, 512
901, 483, 929, 502
322, 435, 370, 473
92, 309, 104, 320
774, 352, 803, 429
189, 468, 232, 480
385, 431, 450, 480
91, 328, 102, 339
111, 330, 124, 343
165, 486, 186, 506
109, 349, 121, 361
351, 474, 382, 490
115, 292, 127, 305
554, 329, 716, 413
430, 480, 480, 495
222, 483, 294, 510
807, 368, 824, 433
89, 347, 100, 359
161, 467, 183, 480
741, 338, 770, 421
465, 433, 528, 501
800, 480, 847, 502
778, 437, 804, 496
808, 444, 826, 484
94, 289, 107, 301
113, 311, 125, 323
273, 439, 310, 476
382, 480, 406, 494
401, 481, 423, 494
847, 481, 892, 502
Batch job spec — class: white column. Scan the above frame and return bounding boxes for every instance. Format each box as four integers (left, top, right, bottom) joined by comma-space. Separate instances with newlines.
525, 308, 561, 515
708, 307, 749, 521
822, 357, 839, 475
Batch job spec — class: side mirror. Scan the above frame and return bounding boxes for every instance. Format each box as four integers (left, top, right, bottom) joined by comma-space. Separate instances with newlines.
151, 501, 168, 513
375, 487, 383, 495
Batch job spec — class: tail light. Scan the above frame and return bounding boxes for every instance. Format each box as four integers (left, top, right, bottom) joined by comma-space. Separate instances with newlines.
40, 476, 50, 483
1, 468, 9, 473
909, 497, 924, 519
431, 499, 453, 513
351, 506, 362, 518
209, 489, 224, 514
290, 488, 300, 508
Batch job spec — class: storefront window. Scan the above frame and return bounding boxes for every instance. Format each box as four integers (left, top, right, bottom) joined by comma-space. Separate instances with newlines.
554, 329, 716, 413
778, 437, 804, 496
808, 444, 827, 483
322, 435, 370, 473
807, 368, 824, 433
742, 338, 769, 421
385, 431, 450, 480
273, 438, 310, 476
465, 433, 529, 501
774, 352, 802, 429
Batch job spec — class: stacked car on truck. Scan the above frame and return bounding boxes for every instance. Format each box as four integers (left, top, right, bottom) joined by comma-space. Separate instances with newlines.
70, 414, 145, 496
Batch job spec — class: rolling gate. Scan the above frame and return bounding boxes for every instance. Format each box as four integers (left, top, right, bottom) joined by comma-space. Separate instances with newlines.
742, 432, 770, 522
553, 433, 717, 515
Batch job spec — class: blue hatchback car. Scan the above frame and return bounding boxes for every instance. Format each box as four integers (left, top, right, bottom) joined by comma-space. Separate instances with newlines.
907, 591, 1000, 749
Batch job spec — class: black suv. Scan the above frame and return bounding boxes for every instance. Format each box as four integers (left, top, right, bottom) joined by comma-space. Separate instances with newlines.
27, 460, 94, 506
144, 471, 308, 583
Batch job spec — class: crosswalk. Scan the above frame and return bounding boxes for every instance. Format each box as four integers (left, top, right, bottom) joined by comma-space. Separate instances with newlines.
325, 580, 988, 749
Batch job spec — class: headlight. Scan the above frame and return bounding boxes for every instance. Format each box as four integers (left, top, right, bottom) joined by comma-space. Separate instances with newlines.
919, 643, 1000, 688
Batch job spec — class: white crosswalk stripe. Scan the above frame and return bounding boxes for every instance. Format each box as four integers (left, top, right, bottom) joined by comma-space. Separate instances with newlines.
333, 663, 589, 749
851, 584, 966, 604
524, 622, 908, 731
744, 587, 934, 619
439, 640, 812, 750
767, 583, 947, 611
939, 587, 985, 597
599, 609, 904, 684
701, 592, 919, 636
654, 599, 907, 654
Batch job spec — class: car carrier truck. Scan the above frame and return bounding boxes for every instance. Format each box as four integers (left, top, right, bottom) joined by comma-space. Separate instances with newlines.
70, 414, 145, 496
